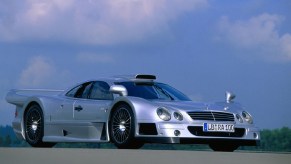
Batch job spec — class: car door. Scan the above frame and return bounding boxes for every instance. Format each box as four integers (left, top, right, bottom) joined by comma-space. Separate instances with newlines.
51, 83, 87, 122
47, 82, 93, 139
73, 81, 113, 122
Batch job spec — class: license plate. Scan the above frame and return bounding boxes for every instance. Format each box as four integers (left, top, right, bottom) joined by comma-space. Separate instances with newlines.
203, 123, 234, 132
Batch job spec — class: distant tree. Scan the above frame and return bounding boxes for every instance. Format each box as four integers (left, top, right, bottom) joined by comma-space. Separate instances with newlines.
258, 127, 291, 152
5, 135, 12, 147
0, 136, 3, 146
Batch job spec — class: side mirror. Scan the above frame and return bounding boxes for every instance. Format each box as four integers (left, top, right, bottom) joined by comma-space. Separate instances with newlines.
110, 85, 128, 96
225, 91, 236, 103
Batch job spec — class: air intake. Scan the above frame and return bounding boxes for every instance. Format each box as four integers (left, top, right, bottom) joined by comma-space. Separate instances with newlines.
135, 74, 156, 80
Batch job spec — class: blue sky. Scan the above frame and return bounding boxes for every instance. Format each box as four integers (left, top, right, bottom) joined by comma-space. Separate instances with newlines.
0, 0, 290, 129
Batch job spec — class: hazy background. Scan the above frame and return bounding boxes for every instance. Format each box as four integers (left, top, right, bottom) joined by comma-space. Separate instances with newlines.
0, 0, 290, 129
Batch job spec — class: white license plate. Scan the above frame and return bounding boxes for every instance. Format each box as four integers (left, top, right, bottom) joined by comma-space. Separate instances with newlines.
203, 123, 234, 132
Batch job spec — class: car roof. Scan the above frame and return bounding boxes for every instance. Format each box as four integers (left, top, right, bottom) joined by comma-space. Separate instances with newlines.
94, 74, 157, 84
63, 74, 157, 94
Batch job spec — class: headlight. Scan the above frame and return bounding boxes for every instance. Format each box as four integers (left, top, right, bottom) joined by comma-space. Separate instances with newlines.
173, 112, 183, 121
242, 111, 253, 124
157, 107, 171, 121
236, 114, 243, 123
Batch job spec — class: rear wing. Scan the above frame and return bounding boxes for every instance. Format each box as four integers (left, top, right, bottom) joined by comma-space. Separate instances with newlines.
6, 89, 64, 106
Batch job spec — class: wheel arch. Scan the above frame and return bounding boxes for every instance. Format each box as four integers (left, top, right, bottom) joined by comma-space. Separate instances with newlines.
24, 101, 42, 114
109, 101, 135, 116
107, 98, 137, 142
107, 98, 144, 148
21, 98, 46, 139
22, 97, 56, 147
108, 100, 135, 123
23, 98, 45, 119
107, 96, 158, 140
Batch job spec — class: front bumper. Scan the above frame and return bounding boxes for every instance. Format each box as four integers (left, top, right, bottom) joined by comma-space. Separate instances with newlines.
137, 122, 260, 146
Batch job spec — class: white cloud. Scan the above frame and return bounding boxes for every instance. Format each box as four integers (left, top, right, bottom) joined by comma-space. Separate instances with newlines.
218, 13, 291, 62
18, 56, 72, 88
19, 56, 56, 87
0, 0, 208, 45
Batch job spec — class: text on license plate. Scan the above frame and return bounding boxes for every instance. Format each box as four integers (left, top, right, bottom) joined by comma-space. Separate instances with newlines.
203, 123, 234, 132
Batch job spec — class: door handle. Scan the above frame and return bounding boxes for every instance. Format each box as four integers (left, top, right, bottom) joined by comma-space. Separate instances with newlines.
74, 105, 83, 112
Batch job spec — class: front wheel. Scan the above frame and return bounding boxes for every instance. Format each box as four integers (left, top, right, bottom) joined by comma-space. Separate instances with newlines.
24, 104, 56, 147
109, 104, 143, 149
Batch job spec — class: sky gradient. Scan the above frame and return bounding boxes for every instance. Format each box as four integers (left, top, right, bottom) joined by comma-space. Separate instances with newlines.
0, 0, 290, 129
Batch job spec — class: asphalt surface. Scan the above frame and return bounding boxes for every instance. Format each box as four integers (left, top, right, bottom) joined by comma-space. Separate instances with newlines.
0, 148, 290, 164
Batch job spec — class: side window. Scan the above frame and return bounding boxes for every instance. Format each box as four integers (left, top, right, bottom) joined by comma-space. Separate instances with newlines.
80, 82, 93, 98
65, 82, 93, 99
89, 81, 113, 100
66, 85, 82, 97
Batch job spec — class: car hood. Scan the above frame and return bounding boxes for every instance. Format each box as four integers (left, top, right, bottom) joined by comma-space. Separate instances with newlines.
152, 100, 242, 112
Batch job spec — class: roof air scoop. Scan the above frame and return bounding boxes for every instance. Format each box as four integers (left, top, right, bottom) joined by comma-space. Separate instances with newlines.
135, 74, 156, 80
225, 91, 236, 103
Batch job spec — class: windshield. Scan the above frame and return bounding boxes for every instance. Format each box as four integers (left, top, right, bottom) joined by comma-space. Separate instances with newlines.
116, 82, 191, 101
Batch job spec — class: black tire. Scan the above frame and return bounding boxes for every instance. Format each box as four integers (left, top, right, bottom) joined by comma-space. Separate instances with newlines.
109, 104, 144, 149
209, 143, 239, 152
24, 104, 56, 148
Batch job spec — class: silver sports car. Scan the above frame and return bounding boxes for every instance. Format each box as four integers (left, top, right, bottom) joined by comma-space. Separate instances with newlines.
6, 74, 260, 151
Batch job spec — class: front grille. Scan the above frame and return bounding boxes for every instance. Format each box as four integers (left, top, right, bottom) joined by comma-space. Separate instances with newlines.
187, 111, 235, 122
188, 126, 245, 137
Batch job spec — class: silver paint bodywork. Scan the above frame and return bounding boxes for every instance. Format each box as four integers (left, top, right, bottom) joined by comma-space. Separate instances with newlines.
6, 75, 260, 146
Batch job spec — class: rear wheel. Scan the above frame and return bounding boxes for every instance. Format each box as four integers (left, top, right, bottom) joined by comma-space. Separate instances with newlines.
209, 143, 239, 152
109, 104, 143, 149
24, 104, 56, 147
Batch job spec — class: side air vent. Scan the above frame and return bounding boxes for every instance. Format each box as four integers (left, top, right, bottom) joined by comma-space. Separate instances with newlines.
139, 123, 158, 135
